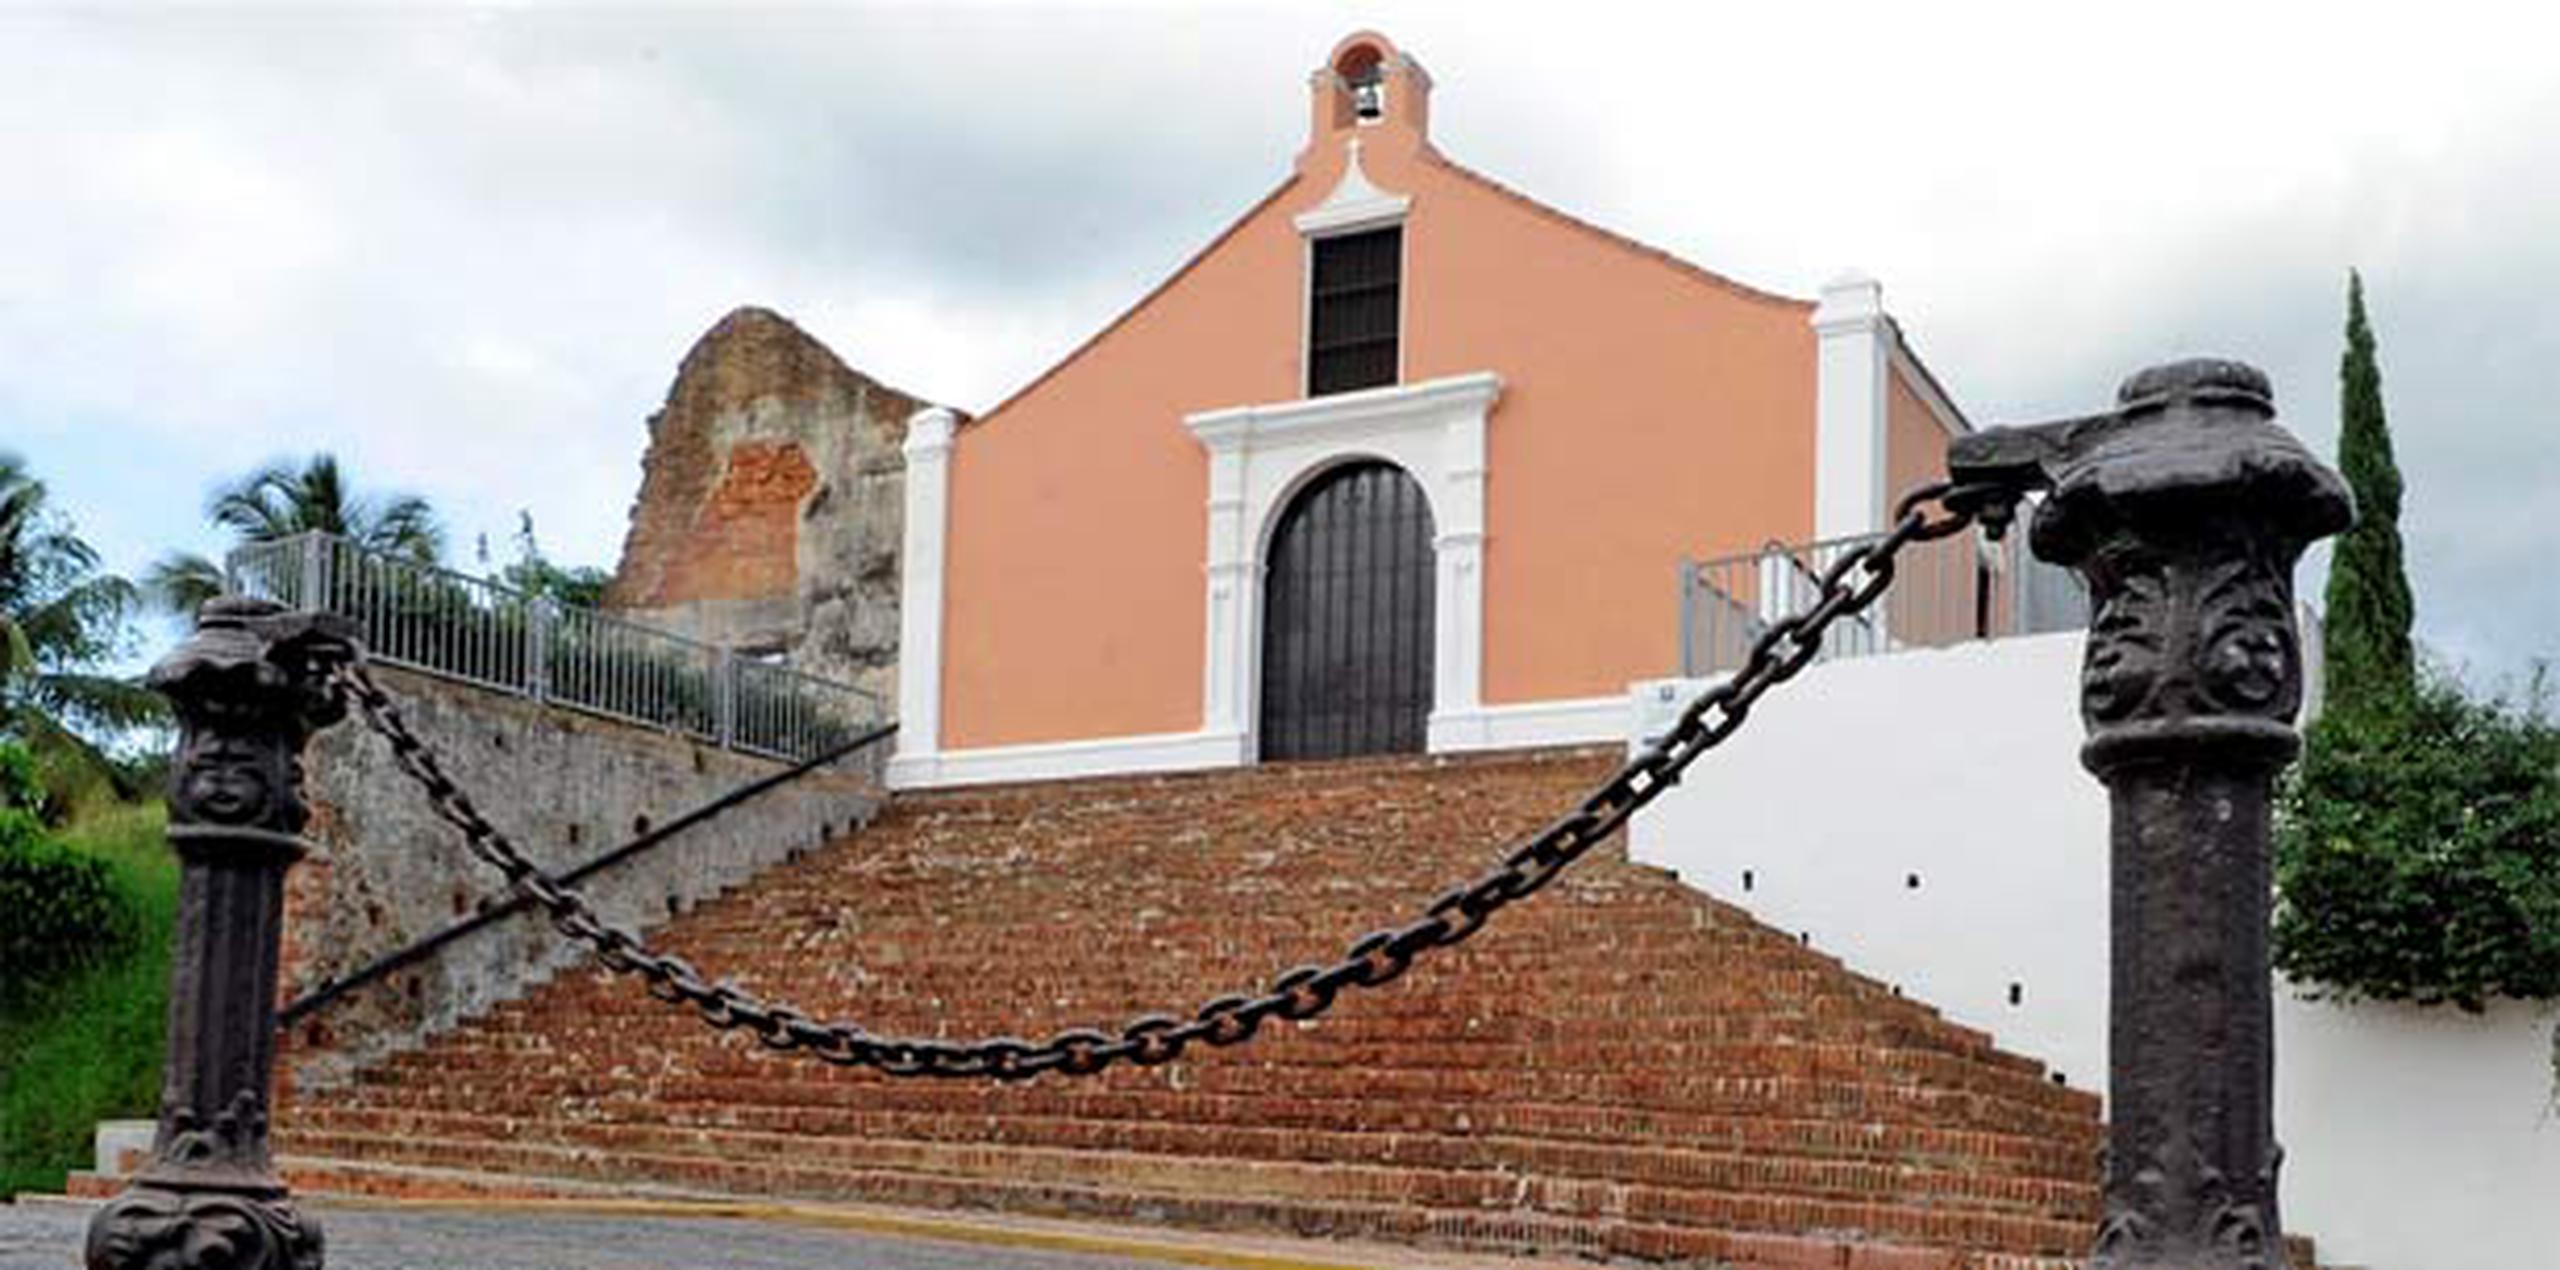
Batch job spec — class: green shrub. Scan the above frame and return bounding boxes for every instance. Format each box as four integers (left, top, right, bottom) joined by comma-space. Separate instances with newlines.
0, 742, 37, 812
2274, 674, 2560, 1010
0, 821, 139, 1006
1, 763, 143, 1002
0, 802, 173, 1196
58, 802, 174, 879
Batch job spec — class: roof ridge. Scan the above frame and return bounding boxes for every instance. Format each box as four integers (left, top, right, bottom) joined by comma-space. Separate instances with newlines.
1882, 315, 1975, 434
965, 176, 1304, 431
1419, 147, 1811, 310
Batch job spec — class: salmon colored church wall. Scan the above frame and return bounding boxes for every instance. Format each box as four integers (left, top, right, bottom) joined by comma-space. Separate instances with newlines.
1886, 364, 1950, 524
1399, 158, 1814, 705
939, 63, 1817, 750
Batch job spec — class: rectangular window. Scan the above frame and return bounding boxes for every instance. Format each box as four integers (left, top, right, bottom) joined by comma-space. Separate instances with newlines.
1308, 226, 1401, 396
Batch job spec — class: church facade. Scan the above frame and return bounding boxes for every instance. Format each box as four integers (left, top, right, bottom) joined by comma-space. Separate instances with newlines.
891, 31, 1969, 788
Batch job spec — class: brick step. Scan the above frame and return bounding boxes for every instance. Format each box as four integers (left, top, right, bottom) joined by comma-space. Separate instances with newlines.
288, 1103, 2099, 1216
428, 979, 2051, 1057
371, 1030, 2088, 1122
525, 974, 1919, 1021
519, 973, 1939, 1028
312, 1081, 2100, 1183
483, 972, 2058, 1080
275, 1130, 2094, 1257
665, 899, 1756, 940
487, 996, 2040, 1082
404, 980, 2065, 1070
538, 912, 1886, 951
645, 938, 1852, 985
578, 909, 1835, 954
333, 1056, 2102, 1146
418, 1026, 2061, 1104
589, 960, 1925, 1012
351, 1021, 2092, 1114
444, 1004, 2037, 1081
697, 883, 1717, 919
303, 1075, 2096, 1180
683, 885, 1712, 930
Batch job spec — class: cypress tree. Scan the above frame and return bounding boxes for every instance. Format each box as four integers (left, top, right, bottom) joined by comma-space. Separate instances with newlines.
2321, 271, 2416, 716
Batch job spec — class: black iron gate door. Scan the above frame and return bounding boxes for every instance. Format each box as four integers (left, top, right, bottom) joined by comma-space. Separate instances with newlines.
1259, 461, 1435, 761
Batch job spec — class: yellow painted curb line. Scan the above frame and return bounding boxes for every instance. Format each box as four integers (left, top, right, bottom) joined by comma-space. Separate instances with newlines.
317, 1194, 1393, 1270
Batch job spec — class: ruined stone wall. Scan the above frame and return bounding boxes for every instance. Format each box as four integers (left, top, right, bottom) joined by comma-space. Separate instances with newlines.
283, 664, 887, 1088
604, 306, 930, 704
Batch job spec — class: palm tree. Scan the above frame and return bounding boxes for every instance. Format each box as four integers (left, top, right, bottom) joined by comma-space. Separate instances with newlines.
139, 553, 224, 622
0, 453, 157, 804
209, 453, 443, 561
145, 453, 445, 615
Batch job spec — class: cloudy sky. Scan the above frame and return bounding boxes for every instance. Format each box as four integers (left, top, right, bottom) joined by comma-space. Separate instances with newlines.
2, 1, 2552, 683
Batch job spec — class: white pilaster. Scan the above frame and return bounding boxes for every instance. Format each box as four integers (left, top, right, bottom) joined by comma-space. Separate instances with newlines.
1813, 271, 1890, 542
887, 407, 955, 787
1200, 429, 1252, 736
1423, 401, 1487, 749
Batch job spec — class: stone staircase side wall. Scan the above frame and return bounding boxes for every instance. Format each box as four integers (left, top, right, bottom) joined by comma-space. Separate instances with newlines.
285, 664, 886, 1089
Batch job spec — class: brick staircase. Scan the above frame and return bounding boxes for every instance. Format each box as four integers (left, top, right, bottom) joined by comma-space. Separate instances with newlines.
267, 747, 2117, 1266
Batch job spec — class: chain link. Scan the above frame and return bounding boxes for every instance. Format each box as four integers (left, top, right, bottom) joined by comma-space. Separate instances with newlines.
336, 480, 2009, 1081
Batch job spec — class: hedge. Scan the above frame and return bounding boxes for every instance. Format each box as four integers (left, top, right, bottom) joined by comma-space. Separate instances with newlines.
2274, 674, 2560, 1010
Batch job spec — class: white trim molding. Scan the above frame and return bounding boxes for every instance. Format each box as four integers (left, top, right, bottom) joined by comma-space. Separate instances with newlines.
1812, 270, 1890, 542
1293, 137, 1411, 237
1429, 695, 1627, 754
890, 728, 1249, 790
885, 407, 956, 789
1187, 371, 1501, 761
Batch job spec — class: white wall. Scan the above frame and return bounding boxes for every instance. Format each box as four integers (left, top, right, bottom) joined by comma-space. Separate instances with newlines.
2276, 995, 2560, 1270
1628, 636, 2560, 1270
1633, 634, 2112, 1088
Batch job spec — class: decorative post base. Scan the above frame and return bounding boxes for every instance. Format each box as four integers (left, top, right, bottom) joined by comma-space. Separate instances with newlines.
87, 1187, 323, 1270
86, 598, 352, 1270
1953, 360, 2352, 1269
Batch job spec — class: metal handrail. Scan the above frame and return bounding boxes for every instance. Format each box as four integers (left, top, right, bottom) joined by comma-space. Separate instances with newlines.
277, 720, 898, 1029
1677, 524, 2089, 677
224, 532, 881, 763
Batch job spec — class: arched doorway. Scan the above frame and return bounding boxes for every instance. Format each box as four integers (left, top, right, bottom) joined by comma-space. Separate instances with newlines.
1259, 461, 1434, 760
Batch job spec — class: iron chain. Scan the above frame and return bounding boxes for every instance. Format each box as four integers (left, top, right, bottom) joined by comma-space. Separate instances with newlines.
337, 479, 2009, 1081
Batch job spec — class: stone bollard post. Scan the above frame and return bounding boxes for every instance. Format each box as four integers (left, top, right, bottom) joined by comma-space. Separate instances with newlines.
1953, 359, 2352, 1268
86, 597, 356, 1270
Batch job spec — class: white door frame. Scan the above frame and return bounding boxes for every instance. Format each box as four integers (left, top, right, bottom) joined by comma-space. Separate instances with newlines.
1186, 371, 1501, 759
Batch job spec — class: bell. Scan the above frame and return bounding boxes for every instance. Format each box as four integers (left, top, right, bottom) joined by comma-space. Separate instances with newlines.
1352, 77, 1385, 121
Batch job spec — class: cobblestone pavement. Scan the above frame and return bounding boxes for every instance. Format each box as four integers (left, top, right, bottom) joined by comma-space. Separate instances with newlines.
0, 1202, 1188, 1270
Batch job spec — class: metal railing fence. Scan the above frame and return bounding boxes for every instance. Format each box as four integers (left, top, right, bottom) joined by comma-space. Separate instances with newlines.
1678, 524, 2090, 678
224, 533, 881, 761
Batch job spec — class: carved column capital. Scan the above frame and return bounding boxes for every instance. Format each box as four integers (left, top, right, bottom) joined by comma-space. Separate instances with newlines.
152, 597, 354, 841
2024, 360, 2352, 777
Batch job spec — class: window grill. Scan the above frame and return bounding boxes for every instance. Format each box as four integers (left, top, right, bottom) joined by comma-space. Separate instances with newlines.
1308, 225, 1401, 396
